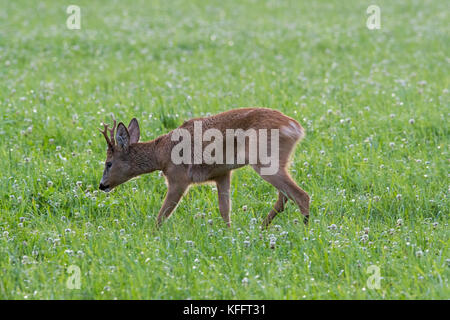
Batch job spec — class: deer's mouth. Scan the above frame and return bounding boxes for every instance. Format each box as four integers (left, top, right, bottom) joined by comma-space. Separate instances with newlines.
99, 183, 111, 192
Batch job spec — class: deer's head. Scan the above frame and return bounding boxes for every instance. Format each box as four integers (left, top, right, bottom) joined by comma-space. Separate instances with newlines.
98, 117, 140, 192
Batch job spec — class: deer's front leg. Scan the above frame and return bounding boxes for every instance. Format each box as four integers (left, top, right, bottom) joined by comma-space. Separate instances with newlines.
156, 182, 188, 228
215, 172, 231, 227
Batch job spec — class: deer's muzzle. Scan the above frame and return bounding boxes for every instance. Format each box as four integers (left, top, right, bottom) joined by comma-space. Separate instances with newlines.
99, 183, 110, 192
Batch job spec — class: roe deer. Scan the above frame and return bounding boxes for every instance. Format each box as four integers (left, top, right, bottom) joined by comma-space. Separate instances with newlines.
98, 108, 310, 228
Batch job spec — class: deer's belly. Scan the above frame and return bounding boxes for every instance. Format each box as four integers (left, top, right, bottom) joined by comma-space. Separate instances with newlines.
187, 163, 246, 183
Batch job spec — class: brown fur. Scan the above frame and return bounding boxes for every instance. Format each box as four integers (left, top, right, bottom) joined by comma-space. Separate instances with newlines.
99, 107, 310, 228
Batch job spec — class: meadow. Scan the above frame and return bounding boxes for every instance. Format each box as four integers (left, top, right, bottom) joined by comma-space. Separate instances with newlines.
0, 0, 448, 299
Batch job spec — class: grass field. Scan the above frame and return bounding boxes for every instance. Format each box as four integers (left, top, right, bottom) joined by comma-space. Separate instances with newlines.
0, 0, 448, 299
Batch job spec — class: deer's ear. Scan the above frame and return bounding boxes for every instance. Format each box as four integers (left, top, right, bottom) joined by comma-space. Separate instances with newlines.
116, 122, 130, 151
128, 118, 140, 144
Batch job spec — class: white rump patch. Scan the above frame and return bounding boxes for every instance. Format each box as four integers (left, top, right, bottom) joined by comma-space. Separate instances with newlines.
280, 121, 305, 140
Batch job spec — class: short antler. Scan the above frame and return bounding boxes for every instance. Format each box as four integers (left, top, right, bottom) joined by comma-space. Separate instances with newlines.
109, 116, 117, 146
99, 115, 117, 149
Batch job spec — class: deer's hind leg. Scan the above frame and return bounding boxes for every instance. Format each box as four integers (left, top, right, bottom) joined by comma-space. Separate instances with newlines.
253, 132, 310, 226
262, 191, 288, 228
254, 166, 310, 227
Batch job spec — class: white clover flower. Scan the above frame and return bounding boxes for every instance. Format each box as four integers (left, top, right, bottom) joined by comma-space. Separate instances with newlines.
269, 239, 276, 249
185, 240, 194, 247
47, 180, 53, 187
417, 80, 427, 86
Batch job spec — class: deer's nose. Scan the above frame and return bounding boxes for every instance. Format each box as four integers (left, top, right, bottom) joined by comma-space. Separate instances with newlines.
99, 183, 107, 190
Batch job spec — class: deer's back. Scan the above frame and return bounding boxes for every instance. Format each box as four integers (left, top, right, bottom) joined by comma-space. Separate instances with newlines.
178, 107, 300, 133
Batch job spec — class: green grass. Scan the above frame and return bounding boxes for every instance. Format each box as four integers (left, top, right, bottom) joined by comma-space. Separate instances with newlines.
0, 0, 448, 299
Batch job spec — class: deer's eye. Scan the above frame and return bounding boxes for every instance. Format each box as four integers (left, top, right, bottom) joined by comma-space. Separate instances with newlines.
106, 162, 112, 169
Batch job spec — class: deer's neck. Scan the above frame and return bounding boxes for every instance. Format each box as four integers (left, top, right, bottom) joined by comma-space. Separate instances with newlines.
129, 138, 163, 176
